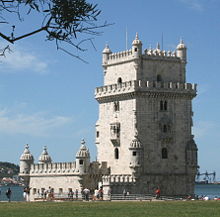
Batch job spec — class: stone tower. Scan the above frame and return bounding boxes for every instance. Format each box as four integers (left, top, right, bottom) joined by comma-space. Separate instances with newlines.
95, 34, 198, 195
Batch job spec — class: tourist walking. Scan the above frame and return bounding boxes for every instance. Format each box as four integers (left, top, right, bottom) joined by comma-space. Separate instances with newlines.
83, 188, 90, 201
6, 188, 12, 202
123, 189, 127, 199
99, 187, 103, 200
68, 189, 74, 200
75, 189, 78, 200
155, 187, 161, 199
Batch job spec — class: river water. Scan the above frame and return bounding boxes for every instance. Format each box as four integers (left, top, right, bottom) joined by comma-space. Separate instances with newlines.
0, 184, 219, 201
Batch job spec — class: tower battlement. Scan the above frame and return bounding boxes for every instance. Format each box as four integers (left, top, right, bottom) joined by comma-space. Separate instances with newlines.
95, 80, 197, 99
30, 162, 77, 175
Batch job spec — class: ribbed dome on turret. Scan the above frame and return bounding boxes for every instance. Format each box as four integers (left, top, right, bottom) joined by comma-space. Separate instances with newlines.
38, 146, 52, 163
103, 44, 112, 54
177, 39, 186, 49
132, 33, 142, 45
20, 144, 34, 161
129, 134, 142, 149
76, 139, 90, 158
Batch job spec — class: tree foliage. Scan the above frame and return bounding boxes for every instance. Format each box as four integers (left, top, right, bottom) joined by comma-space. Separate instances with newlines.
0, 0, 109, 60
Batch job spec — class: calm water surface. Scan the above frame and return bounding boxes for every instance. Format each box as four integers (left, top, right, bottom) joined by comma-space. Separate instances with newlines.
0, 184, 219, 201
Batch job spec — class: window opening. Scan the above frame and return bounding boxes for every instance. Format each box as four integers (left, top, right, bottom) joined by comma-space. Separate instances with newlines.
164, 101, 167, 111
79, 159, 84, 165
115, 148, 119, 159
160, 100, 168, 111
114, 101, 120, 112
157, 74, 162, 82
162, 148, 168, 159
163, 125, 167, 133
117, 77, 122, 84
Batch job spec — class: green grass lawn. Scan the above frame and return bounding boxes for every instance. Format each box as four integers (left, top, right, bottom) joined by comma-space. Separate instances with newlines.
0, 201, 219, 217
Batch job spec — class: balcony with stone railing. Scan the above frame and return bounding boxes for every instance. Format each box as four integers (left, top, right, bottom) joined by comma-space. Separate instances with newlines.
95, 80, 197, 99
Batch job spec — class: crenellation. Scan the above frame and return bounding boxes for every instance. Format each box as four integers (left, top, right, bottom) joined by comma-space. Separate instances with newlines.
30, 162, 76, 175
108, 49, 133, 61
95, 80, 197, 99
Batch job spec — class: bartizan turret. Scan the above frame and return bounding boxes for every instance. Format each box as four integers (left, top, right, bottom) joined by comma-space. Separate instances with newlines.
102, 44, 112, 66
38, 146, 52, 164
19, 144, 34, 185
132, 33, 142, 59
75, 139, 90, 174
129, 133, 143, 178
176, 39, 187, 63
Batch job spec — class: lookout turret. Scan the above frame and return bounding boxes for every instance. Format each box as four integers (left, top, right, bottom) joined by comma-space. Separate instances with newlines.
75, 139, 90, 174
132, 33, 142, 59
102, 44, 112, 66
176, 39, 187, 63
38, 146, 52, 164
20, 144, 34, 174
19, 144, 34, 186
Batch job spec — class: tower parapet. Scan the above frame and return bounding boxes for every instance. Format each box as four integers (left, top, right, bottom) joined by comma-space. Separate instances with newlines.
95, 80, 197, 100
30, 162, 76, 175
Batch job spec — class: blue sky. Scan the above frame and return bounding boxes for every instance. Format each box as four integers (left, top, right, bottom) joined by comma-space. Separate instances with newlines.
0, 0, 219, 180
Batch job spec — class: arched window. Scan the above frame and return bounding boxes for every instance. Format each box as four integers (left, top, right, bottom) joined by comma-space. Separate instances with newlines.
115, 148, 119, 159
164, 101, 167, 111
159, 100, 168, 111
157, 74, 162, 82
114, 101, 120, 112
160, 101, 163, 111
163, 125, 167, 133
117, 77, 122, 84
162, 148, 168, 159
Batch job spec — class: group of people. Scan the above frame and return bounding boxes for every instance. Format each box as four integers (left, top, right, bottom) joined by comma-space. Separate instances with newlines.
67, 188, 78, 200
81, 186, 105, 201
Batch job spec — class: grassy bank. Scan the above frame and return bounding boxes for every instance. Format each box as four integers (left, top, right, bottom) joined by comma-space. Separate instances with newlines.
0, 201, 219, 217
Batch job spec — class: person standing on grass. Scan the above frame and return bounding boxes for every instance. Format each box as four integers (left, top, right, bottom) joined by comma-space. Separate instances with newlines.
83, 188, 90, 201
6, 188, 12, 202
75, 189, 78, 200
155, 187, 161, 199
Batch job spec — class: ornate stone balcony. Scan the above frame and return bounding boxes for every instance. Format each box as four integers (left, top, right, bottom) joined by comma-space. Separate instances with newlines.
95, 80, 197, 100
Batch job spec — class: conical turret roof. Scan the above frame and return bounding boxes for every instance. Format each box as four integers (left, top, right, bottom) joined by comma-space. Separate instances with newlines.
76, 139, 90, 158
38, 146, 52, 163
20, 144, 34, 161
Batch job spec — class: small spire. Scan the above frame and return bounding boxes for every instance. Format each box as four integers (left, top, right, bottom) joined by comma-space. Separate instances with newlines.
156, 42, 160, 50
135, 32, 139, 40
81, 139, 86, 145
179, 37, 184, 44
